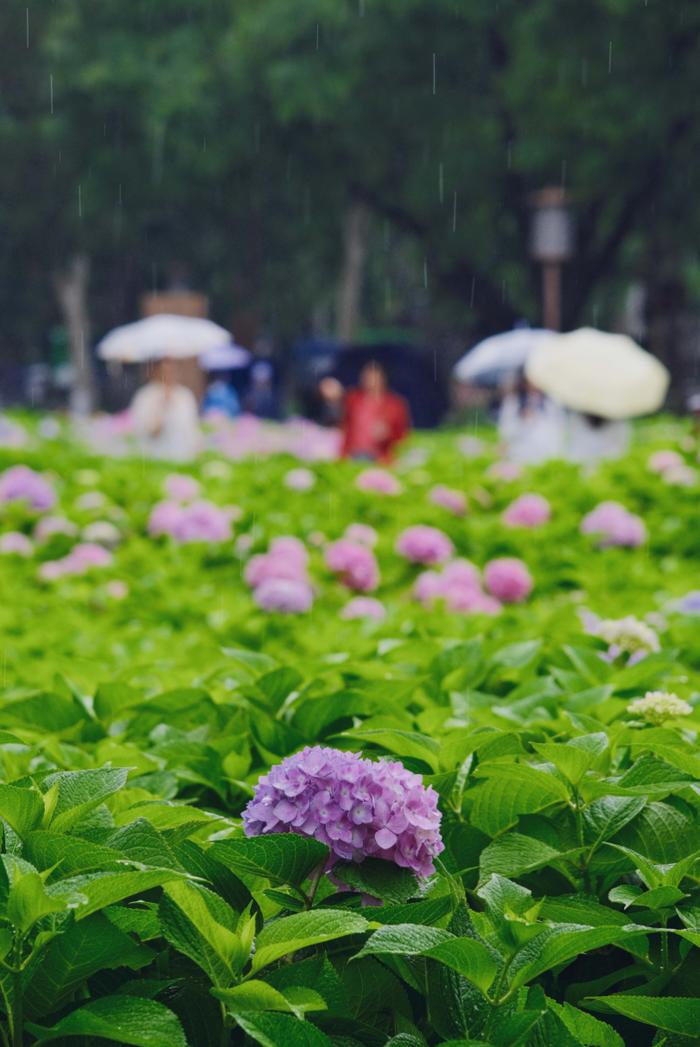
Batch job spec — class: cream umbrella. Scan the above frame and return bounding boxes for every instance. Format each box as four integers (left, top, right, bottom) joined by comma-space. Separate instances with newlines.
453, 328, 555, 386
97, 314, 232, 363
526, 328, 670, 419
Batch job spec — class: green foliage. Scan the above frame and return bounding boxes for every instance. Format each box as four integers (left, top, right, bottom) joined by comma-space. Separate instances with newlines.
0, 424, 697, 1043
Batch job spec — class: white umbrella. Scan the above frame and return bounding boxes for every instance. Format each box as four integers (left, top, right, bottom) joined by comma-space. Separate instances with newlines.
199, 343, 251, 370
453, 328, 555, 385
526, 327, 670, 420
97, 314, 232, 363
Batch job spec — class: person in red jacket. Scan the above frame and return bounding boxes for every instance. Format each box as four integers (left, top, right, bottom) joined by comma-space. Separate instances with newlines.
341, 361, 410, 462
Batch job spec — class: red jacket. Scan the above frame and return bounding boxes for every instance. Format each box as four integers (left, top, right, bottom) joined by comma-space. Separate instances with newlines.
341, 389, 410, 462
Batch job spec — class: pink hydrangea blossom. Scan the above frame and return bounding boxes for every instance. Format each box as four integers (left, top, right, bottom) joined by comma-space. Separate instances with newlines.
164, 473, 200, 502
341, 596, 386, 621
664, 464, 697, 487
503, 493, 551, 528
413, 560, 500, 615
148, 500, 185, 538
34, 515, 78, 543
106, 580, 129, 600
648, 450, 683, 475
484, 557, 533, 603
0, 466, 56, 511
413, 569, 446, 605
325, 539, 379, 592
356, 468, 402, 496
487, 460, 522, 482
269, 536, 309, 566
344, 523, 378, 547
284, 468, 316, 491
396, 525, 454, 565
0, 532, 33, 556
244, 552, 309, 588
148, 500, 231, 543
581, 502, 646, 548
243, 746, 444, 878
174, 500, 232, 543
254, 577, 314, 614
445, 587, 501, 615
39, 541, 113, 581
428, 485, 467, 516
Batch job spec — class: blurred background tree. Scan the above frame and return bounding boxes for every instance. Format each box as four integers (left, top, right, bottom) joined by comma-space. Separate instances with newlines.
1, 0, 699, 399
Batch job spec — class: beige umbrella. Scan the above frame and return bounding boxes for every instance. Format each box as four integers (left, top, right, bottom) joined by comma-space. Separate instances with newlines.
526, 327, 670, 419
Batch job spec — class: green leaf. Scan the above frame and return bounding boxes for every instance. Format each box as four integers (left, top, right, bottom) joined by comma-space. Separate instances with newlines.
354, 923, 454, 960
160, 880, 245, 986
582, 797, 645, 850
41, 768, 128, 831
547, 999, 624, 1047
214, 980, 326, 1018
421, 938, 498, 994
256, 667, 304, 708
211, 833, 328, 887
7, 871, 67, 933
23, 912, 152, 1018
49, 869, 183, 920
27, 995, 187, 1046
508, 925, 650, 991
253, 909, 369, 972
333, 859, 419, 904
234, 1011, 331, 1047
480, 833, 565, 878
332, 728, 441, 770
24, 831, 125, 876
0, 784, 44, 837
94, 682, 146, 722
586, 995, 700, 1037
470, 765, 570, 836
491, 640, 542, 670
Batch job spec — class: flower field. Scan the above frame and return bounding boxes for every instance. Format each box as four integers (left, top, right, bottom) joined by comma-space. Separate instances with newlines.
0, 418, 699, 1046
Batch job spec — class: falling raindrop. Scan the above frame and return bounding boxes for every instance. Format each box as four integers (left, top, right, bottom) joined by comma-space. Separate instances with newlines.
438, 162, 444, 204
608, 41, 613, 73
432, 53, 437, 95
423, 259, 428, 289
77, 184, 82, 218
316, 23, 320, 48
452, 191, 457, 233
25, 7, 30, 47
470, 276, 476, 307
49, 74, 54, 114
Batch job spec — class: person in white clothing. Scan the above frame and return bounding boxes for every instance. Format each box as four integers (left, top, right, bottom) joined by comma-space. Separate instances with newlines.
130, 358, 201, 461
498, 375, 565, 464
565, 412, 630, 464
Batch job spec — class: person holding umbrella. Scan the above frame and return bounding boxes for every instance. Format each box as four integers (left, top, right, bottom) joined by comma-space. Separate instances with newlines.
341, 360, 410, 462
526, 328, 670, 464
130, 356, 201, 461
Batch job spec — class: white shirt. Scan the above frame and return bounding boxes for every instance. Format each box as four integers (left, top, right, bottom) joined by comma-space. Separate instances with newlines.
565, 413, 630, 464
130, 382, 201, 461
498, 394, 565, 464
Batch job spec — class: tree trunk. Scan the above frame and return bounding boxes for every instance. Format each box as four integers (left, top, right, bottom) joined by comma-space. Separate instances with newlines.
54, 254, 95, 415
336, 200, 370, 343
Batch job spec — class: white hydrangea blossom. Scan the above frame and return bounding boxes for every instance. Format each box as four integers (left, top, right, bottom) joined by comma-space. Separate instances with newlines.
627, 691, 692, 725
595, 616, 660, 655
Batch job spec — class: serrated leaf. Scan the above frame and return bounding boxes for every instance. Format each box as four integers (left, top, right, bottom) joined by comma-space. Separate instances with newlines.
508, 924, 650, 991
234, 1011, 331, 1047
27, 995, 187, 1046
470, 765, 570, 836
253, 909, 369, 971
333, 859, 419, 904
586, 995, 700, 1037
547, 999, 624, 1047
211, 833, 328, 887
480, 833, 564, 878
41, 768, 128, 832
160, 880, 244, 986
0, 784, 43, 837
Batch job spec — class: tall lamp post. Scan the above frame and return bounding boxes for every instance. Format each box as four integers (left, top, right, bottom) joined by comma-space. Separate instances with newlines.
529, 187, 574, 331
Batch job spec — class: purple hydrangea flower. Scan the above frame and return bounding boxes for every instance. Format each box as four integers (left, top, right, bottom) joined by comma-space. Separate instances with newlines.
396, 525, 454, 565
164, 473, 200, 502
254, 577, 314, 614
243, 746, 443, 878
325, 539, 379, 592
428, 485, 467, 516
340, 596, 386, 621
503, 493, 551, 528
0, 466, 56, 511
677, 591, 700, 614
484, 557, 533, 603
0, 531, 33, 557
581, 502, 646, 548
356, 468, 402, 496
